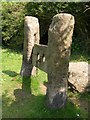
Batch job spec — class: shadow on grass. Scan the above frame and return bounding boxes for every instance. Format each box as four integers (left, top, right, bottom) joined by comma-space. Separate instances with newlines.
2, 70, 89, 118
2, 70, 18, 77
77, 91, 90, 119
21, 76, 32, 94
2, 92, 83, 119
2, 45, 22, 54
2, 78, 88, 119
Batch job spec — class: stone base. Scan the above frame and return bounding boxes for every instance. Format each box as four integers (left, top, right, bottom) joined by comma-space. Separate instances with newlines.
46, 92, 67, 109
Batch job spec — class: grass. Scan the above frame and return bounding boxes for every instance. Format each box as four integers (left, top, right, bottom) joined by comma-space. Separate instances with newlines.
1, 47, 90, 119
70, 52, 90, 63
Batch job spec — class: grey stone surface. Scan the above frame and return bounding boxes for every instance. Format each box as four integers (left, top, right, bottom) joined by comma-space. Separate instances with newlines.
20, 16, 40, 76
20, 14, 75, 109
32, 44, 48, 73
46, 13, 75, 109
69, 62, 89, 93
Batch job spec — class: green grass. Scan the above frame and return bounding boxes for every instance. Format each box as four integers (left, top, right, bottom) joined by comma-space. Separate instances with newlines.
70, 52, 90, 63
1, 47, 89, 119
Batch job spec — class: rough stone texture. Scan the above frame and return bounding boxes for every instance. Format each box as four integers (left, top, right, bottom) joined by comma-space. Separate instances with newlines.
38, 62, 90, 95
32, 44, 48, 73
46, 13, 75, 109
20, 16, 40, 76
69, 62, 89, 93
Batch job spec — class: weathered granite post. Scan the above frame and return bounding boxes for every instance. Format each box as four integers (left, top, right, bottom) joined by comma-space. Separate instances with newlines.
20, 16, 40, 76
46, 13, 75, 109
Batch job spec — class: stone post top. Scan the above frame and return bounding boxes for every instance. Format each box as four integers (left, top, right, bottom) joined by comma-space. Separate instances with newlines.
53, 13, 74, 18
25, 16, 38, 22
53, 13, 74, 22
51, 13, 75, 26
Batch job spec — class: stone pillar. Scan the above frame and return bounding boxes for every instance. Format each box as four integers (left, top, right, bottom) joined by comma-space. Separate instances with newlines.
20, 16, 40, 76
46, 13, 75, 109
